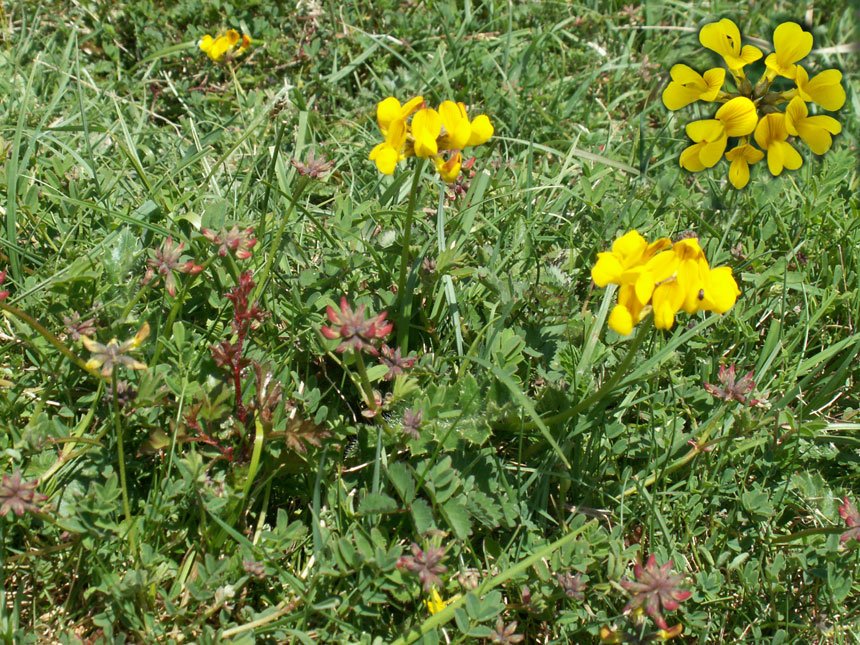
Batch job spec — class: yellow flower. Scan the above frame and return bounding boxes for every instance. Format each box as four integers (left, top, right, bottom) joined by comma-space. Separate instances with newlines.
680, 97, 757, 170
725, 143, 764, 189
793, 66, 846, 111
199, 29, 249, 62
369, 97, 492, 182
368, 96, 424, 175
595, 233, 739, 335
662, 65, 725, 110
424, 588, 451, 615
754, 113, 802, 176
784, 97, 841, 155
765, 22, 813, 80
698, 19, 762, 72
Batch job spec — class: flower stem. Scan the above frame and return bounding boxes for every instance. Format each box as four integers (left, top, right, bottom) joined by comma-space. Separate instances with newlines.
395, 158, 426, 351
111, 371, 135, 552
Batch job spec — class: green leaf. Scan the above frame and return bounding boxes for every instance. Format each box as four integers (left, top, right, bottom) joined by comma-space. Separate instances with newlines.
359, 492, 398, 515
440, 498, 472, 540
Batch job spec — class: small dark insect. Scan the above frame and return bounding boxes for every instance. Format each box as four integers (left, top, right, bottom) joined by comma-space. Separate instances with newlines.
698, 289, 705, 300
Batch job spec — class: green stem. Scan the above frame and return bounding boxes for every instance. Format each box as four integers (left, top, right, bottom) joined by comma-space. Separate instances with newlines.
252, 176, 309, 303
242, 416, 267, 501
111, 371, 135, 552
0, 301, 95, 375
524, 320, 650, 431
395, 159, 427, 351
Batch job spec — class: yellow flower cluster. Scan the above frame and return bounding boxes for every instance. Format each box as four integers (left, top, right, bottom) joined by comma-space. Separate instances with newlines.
591, 231, 740, 336
199, 29, 251, 62
664, 20, 845, 188
369, 96, 494, 183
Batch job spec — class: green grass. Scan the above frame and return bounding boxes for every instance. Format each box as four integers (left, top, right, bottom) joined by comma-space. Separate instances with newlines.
0, 0, 858, 642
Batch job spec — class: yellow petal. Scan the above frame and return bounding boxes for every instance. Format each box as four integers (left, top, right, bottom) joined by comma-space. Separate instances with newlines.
662, 82, 702, 111
699, 19, 740, 59
686, 119, 723, 143
434, 152, 462, 182
781, 141, 803, 170
644, 249, 679, 283
439, 101, 472, 150
591, 253, 624, 286
699, 136, 727, 168
754, 113, 788, 149
771, 22, 813, 72
739, 44, 763, 65
700, 68, 726, 101
783, 96, 808, 136
634, 270, 655, 305
466, 114, 494, 147
400, 96, 425, 118
369, 144, 399, 174
797, 115, 841, 155
766, 143, 785, 176
702, 266, 740, 313
679, 142, 707, 172
611, 230, 647, 261
652, 281, 684, 330
199, 35, 214, 54
715, 97, 757, 137
608, 304, 634, 336
377, 97, 403, 132
728, 156, 750, 189
798, 67, 846, 111
412, 108, 441, 158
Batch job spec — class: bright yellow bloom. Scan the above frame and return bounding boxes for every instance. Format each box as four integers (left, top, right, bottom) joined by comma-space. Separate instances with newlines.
699, 19, 762, 71
754, 113, 802, 176
765, 22, 813, 80
793, 66, 846, 111
680, 97, 757, 171
662, 65, 725, 110
199, 29, 249, 61
368, 96, 424, 175
784, 97, 841, 155
369, 97, 492, 182
725, 143, 764, 189
424, 588, 451, 615
595, 233, 739, 335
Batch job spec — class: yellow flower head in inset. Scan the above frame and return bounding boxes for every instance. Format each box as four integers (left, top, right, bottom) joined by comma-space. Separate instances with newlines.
664, 19, 845, 188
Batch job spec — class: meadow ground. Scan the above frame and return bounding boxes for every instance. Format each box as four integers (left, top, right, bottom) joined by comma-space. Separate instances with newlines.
0, 1, 858, 642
